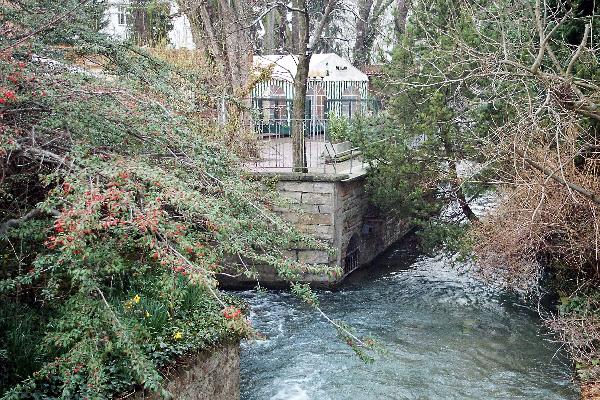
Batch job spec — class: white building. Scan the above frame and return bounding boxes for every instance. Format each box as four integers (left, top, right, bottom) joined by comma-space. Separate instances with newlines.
101, 0, 195, 49
252, 53, 370, 124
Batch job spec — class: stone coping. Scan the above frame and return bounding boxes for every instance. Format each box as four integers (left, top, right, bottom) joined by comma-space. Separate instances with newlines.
245, 170, 367, 183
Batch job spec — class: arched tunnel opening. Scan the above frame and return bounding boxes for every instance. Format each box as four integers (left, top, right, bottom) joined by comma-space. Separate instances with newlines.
343, 233, 360, 275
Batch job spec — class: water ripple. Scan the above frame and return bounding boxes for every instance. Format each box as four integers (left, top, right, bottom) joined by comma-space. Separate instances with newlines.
239, 246, 579, 400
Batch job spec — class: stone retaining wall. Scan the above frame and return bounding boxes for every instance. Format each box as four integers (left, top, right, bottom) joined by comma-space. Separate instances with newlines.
219, 172, 410, 288
276, 180, 336, 271
334, 176, 408, 269
134, 342, 240, 400
275, 173, 409, 282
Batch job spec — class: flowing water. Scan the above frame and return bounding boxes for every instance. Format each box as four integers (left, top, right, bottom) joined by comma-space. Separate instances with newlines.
239, 241, 579, 399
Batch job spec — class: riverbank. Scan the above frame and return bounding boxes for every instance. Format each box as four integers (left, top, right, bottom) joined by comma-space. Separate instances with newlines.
582, 382, 600, 400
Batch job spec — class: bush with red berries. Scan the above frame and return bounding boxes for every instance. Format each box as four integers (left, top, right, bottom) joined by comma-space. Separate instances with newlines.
0, 1, 328, 398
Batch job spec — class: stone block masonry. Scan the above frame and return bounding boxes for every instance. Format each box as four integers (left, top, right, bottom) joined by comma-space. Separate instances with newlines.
276, 179, 337, 258
219, 172, 410, 288
133, 341, 240, 399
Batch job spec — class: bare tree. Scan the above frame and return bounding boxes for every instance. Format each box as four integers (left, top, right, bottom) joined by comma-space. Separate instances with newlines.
290, 0, 337, 172
178, 0, 342, 171
352, 0, 395, 67
177, 0, 254, 100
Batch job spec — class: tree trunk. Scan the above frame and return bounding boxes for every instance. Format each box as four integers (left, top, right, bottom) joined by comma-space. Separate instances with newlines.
353, 0, 395, 67
290, 0, 336, 172
177, 0, 252, 98
177, 0, 253, 136
132, 0, 151, 46
277, 5, 287, 52
184, 5, 207, 55
291, 0, 310, 172
394, 0, 408, 35
217, 0, 251, 96
353, 0, 375, 67
440, 128, 478, 223
448, 157, 478, 223
263, 8, 276, 53
291, 9, 300, 53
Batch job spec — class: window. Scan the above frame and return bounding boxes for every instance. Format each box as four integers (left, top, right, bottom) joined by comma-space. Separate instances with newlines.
306, 85, 326, 121
117, 6, 127, 26
263, 85, 286, 122
341, 86, 360, 118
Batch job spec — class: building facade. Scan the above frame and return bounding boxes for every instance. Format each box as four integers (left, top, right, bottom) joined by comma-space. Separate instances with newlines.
252, 54, 370, 120
101, 0, 195, 49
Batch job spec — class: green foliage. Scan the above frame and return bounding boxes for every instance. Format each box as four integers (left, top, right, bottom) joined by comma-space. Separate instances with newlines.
416, 220, 471, 257
0, 1, 328, 397
145, 1, 174, 46
0, 302, 46, 391
327, 112, 351, 143
0, 1, 108, 49
291, 283, 319, 307
341, 1, 494, 252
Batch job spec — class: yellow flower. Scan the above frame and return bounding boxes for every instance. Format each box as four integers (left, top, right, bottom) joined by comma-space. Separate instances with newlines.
173, 331, 183, 340
145, 311, 151, 318
133, 294, 141, 304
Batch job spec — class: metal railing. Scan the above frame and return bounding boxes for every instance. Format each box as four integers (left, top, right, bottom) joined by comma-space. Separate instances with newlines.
250, 97, 382, 120
244, 118, 364, 175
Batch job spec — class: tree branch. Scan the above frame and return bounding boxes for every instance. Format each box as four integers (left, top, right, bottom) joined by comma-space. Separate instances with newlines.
515, 148, 600, 205
566, 23, 590, 76
308, 0, 337, 50
0, 208, 59, 237
531, 0, 571, 74
1, 0, 91, 52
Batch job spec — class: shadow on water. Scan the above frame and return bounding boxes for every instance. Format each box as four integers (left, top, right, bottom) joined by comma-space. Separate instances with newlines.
238, 235, 580, 400
340, 234, 423, 288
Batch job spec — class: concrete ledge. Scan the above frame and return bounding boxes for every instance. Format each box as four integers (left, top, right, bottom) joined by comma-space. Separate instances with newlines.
341, 171, 368, 183
245, 170, 368, 183
245, 171, 351, 182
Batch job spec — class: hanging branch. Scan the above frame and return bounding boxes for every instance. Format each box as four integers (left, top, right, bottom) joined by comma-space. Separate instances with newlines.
515, 148, 600, 205
0, 208, 60, 237
1, 0, 91, 52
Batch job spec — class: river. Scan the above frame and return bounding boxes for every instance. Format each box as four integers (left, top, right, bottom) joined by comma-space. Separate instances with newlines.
238, 240, 579, 399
